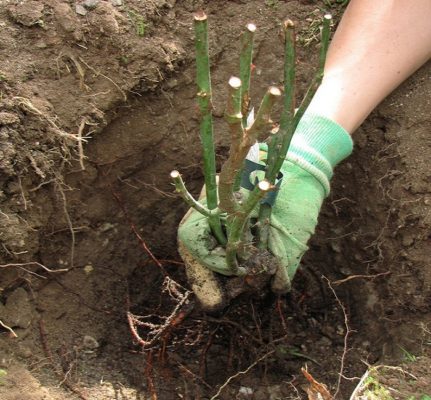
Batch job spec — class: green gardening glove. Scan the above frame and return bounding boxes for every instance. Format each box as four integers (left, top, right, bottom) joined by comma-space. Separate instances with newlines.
178, 113, 353, 295
267, 113, 353, 292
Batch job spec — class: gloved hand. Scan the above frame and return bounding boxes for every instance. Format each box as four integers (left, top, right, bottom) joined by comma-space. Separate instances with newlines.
178, 113, 353, 309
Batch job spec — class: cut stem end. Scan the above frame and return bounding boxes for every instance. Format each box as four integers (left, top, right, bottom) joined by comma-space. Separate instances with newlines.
284, 19, 295, 30
170, 170, 180, 179
194, 11, 207, 21
246, 23, 257, 33
229, 76, 242, 89
269, 86, 282, 97
258, 180, 271, 192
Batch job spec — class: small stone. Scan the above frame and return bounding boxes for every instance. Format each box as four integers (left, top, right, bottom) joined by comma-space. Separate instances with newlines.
111, 0, 123, 5
75, 4, 87, 16
84, 264, 94, 274
83, 0, 100, 9
83, 335, 99, 350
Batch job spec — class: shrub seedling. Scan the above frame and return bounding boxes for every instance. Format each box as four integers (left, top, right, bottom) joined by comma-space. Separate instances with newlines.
172, 12, 331, 276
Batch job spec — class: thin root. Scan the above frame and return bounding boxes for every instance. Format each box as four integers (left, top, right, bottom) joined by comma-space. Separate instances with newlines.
13, 97, 84, 143
0, 319, 18, 338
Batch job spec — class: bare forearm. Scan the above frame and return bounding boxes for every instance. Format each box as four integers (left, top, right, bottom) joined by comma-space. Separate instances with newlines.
307, 0, 431, 133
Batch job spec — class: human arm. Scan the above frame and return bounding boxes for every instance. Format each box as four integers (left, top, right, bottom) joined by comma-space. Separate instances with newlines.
307, 0, 431, 133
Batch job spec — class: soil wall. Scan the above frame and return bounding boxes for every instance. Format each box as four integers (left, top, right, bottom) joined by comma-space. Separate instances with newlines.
0, 1, 430, 399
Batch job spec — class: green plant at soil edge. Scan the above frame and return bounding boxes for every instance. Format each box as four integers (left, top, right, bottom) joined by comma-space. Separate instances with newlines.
127, 9, 146, 37
362, 376, 394, 400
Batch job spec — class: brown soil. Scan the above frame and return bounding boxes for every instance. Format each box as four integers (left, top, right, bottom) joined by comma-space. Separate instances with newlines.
0, 0, 430, 399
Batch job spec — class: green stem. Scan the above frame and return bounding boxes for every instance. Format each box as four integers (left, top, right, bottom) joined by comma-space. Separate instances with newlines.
170, 170, 220, 217
240, 23, 256, 126
258, 20, 296, 249
194, 12, 226, 244
226, 180, 272, 274
257, 203, 272, 249
209, 215, 227, 246
259, 15, 332, 249
293, 13, 331, 127
266, 19, 296, 183
319, 14, 332, 77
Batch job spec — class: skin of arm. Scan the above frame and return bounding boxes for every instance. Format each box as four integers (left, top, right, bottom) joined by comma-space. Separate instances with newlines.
307, 0, 431, 133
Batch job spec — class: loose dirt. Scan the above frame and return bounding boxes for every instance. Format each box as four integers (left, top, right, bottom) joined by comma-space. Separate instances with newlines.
0, 1, 430, 399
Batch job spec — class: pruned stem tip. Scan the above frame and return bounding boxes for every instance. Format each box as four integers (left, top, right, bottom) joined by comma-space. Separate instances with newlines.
170, 170, 217, 218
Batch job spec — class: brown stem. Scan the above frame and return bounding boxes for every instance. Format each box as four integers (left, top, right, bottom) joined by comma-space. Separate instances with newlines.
218, 77, 244, 214
247, 86, 282, 142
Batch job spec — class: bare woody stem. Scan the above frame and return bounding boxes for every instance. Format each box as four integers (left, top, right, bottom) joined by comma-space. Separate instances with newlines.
218, 77, 243, 215
232, 23, 256, 192
240, 23, 256, 126
225, 180, 273, 274
194, 12, 226, 244
247, 86, 282, 142
219, 81, 280, 271
219, 81, 281, 216
170, 170, 219, 217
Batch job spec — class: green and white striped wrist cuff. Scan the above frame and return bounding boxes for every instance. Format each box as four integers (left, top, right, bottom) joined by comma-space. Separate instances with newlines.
287, 113, 353, 195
